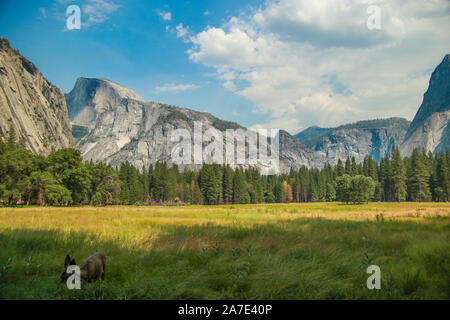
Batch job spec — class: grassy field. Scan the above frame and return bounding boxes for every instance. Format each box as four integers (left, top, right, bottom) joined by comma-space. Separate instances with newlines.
0, 203, 449, 300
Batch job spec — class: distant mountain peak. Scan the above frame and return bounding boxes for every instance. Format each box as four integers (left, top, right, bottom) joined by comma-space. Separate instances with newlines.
74, 77, 143, 100
401, 54, 450, 155
65, 77, 144, 128
407, 54, 449, 131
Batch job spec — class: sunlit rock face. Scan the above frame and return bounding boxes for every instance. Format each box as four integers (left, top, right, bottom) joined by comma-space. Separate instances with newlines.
401, 54, 450, 156
0, 38, 74, 154
66, 77, 144, 130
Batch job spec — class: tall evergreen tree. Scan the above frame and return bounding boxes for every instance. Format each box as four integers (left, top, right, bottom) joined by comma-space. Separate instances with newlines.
435, 151, 449, 201
273, 180, 286, 203
379, 156, 391, 201
408, 149, 431, 202
351, 157, 358, 176
391, 147, 407, 202
233, 169, 250, 204
222, 165, 234, 204
336, 159, 345, 177
345, 158, 352, 175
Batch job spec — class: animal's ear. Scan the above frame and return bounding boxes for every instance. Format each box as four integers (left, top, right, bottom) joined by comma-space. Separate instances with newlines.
64, 255, 71, 268
71, 259, 76, 266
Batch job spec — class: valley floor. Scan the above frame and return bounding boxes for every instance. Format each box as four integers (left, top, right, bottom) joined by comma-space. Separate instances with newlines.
0, 203, 449, 299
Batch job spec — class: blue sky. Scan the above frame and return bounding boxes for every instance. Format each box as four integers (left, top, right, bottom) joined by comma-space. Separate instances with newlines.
0, 0, 449, 134
0, 0, 268, 128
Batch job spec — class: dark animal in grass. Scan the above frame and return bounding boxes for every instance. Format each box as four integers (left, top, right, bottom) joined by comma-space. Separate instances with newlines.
60, 253, 106, 283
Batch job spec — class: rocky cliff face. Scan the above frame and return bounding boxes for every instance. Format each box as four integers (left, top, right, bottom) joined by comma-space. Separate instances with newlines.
66, 78, 325, 172
66, 77, 144, 129
279, 130, 327, 171
0, 38, 74, 153
401, 54, 450, 156
295, 118, 410, 163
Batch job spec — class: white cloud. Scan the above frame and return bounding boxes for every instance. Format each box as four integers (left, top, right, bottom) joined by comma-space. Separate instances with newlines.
176, 23, 190, 39
155, 83, 200, 94
82, 0, 120, 27
186, 0, 450, 133
164, 23, 191, 43
157, 9, 172, 21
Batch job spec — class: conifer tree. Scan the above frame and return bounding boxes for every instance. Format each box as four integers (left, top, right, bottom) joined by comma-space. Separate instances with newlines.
379, 156, 391, 201
273, 180, 286, 203
148, 164, 154, 201
435, 151, 449, 201
184, 183, 192, 204
192, 180, 203, 205
336, 159, 345, 177
310, 178, 319, 202
345, 158, 352, 175
391, 147, 407, 202
233, 169, 250, 204
118, 163, 130, 204
222, 165, 234, 204
408, 149, 431, 202
292, 176, 301, 202
351, 157, 358, 176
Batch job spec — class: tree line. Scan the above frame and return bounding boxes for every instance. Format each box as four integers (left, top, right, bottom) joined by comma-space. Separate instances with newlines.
1, 130, 449, 206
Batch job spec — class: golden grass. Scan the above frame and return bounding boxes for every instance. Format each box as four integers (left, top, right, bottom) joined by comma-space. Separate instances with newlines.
1, 202, 448, 253
1, 202, 448, 230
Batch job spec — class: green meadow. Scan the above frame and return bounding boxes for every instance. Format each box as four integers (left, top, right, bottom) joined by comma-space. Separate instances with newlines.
0, 203, 449, 300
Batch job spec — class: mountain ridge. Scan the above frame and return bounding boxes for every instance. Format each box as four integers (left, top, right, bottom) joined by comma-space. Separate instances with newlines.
294, 118, 411, 163
66, 77, 326, 172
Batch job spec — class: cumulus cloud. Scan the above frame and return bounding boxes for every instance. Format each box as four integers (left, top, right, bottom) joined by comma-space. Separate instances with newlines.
252, 0, 405, 48
186, 0, 450, 133
155, 83, 200, 94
